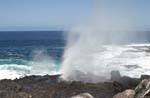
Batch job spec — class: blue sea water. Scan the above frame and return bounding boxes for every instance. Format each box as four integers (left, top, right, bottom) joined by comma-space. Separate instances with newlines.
0, 31, 66, 79
1, 31, 150, 80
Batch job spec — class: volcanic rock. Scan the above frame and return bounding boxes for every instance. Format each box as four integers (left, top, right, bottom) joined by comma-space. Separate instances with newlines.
111, 70, 121, 81
0, 74, 149, 98
135, 79, 150, 98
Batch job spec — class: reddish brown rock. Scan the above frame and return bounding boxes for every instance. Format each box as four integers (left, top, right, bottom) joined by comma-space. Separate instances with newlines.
113, 89, 135, 98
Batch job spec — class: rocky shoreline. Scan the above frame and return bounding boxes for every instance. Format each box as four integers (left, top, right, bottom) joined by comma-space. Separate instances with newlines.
0, 72, 150, 98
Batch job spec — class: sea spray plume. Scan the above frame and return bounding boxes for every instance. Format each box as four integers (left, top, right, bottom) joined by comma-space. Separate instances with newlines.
30, 49, 57, 75
61, 29, 140, 82
61, 27, 116, 82
61, 1, 140, 82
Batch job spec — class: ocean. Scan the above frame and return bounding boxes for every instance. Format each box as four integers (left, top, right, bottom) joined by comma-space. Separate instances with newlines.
1, 31, 150, 81
0, 31, 65, 79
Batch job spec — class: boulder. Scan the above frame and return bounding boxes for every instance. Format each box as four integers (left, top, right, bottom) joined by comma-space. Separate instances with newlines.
140, 75, 150, 80
111, 70, 121, 81
111, 70, 139, 88
71, 93, 94, 98
113, 89, 135, 98
135, 79, 150, 98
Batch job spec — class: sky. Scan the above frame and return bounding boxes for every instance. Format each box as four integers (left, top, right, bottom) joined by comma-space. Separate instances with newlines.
0, 0, 149, 31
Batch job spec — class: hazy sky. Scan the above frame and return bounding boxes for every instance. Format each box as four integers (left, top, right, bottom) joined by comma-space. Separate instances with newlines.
0, 0, 149, 30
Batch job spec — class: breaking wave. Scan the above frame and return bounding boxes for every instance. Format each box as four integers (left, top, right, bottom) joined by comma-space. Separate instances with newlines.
0, 49, 60, 80
61, 27, 150, 82
62, 43, 150, 82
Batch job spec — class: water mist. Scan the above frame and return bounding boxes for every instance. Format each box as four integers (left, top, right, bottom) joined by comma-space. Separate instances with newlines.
31, 49, 58, 75
61, 1, 148, 82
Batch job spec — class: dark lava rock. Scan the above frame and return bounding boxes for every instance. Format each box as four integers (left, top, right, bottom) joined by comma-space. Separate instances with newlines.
110, 71, 140, 89
0, 79, 21, 92
0, 74, 145, 98
111, 70, 121, 81
140, 75, 150, 80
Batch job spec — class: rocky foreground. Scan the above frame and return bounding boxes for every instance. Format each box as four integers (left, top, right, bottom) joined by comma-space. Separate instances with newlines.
0, 71, 150, 98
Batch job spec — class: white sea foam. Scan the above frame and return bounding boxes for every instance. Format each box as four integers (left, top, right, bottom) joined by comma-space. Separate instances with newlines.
0, 62, 60, 80
0, 70, 23, 80
0, 50, 60, 80
62, 43, 150, 82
